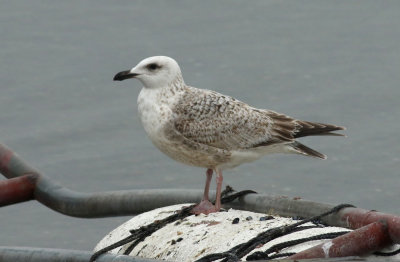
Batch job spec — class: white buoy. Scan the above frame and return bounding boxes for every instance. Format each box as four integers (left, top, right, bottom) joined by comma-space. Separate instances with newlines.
94, 204, 400, 261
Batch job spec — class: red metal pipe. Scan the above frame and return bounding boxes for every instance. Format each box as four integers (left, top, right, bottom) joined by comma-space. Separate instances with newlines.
0, 174, 37, 207
289, 220, 392, 259
338, 207, 400, 243
0, 148, 13, 177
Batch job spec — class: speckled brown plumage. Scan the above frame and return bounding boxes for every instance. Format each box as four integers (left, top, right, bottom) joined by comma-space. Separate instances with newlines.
172, 87, 344, 156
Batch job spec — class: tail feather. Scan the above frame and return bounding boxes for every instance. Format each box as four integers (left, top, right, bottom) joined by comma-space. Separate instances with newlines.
294, 121, 346, 138
290, 141, 327, 159
310, 132, 346, 137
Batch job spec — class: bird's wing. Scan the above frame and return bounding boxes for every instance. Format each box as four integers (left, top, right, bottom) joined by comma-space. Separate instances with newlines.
172, 88, 298, 150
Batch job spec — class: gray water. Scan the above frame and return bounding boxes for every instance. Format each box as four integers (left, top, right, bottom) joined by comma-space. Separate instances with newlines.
1, 0, 399, 252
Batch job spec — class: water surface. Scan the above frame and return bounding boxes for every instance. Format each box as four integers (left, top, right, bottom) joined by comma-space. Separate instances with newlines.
0, 0, 399, 251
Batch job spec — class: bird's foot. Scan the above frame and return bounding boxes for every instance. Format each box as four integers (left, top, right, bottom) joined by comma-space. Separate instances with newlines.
191, 200, 220, 215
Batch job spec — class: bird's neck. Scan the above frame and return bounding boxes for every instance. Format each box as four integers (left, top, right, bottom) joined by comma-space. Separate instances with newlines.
168, 72, 185, 91
157, 73, 187, 99
139, 75, 187, 107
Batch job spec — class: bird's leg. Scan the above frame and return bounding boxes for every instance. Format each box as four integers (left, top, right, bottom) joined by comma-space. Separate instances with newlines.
202, 168, 213, 201
214, 168, 223, 211
191, 168, 219, 215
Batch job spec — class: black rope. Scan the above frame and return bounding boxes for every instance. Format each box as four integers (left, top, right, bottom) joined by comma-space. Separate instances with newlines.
90, 187, 256, 262
247, 231, 349, 260
374, 247, 400, 256
221, 189, 257, 204
122, 204, 196, 255
90, 204, 195, 262
195, 203, 355, 262
192, 252, 239, 262
266, 252, 296, 259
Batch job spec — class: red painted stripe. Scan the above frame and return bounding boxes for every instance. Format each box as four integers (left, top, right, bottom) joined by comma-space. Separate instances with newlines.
0, 174, 37, 206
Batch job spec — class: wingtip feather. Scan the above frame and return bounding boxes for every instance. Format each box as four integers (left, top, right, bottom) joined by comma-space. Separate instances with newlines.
290, 141, 327, 160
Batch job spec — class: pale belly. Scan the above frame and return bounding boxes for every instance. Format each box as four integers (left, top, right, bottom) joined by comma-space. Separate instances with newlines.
138, 89, 228, 168
139, 112, 232, 168
152, 137, 225, 168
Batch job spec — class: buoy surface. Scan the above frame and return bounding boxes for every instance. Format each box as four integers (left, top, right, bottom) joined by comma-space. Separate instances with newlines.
95, 204, 400, 261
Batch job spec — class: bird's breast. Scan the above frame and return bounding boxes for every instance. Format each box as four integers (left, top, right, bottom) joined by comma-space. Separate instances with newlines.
137, 88, 175, 143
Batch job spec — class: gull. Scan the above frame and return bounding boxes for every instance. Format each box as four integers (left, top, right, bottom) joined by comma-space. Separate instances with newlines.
113, 56, 345, 215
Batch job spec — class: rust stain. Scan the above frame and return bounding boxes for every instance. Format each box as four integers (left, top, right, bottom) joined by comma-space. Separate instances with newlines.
0, 149, 13, 176
191, 220, 221, 227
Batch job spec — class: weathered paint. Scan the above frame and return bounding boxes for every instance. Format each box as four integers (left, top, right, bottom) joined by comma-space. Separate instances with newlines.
338, 207, 400, 243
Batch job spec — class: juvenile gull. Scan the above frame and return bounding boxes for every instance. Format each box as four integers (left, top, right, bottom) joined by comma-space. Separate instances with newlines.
113, 56, 345, 215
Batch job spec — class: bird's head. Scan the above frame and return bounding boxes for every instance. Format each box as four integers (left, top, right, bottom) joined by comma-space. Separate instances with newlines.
113, 56, 183, 89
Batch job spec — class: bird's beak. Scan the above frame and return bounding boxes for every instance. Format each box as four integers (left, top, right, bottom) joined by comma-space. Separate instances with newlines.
113, 70, 140, 81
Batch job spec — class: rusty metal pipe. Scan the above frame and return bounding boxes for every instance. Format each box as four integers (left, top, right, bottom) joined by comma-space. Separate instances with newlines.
289, 220, 392, 259
333, 208, 400, 243
0, 174, 37, 206
0, 143, 204, 217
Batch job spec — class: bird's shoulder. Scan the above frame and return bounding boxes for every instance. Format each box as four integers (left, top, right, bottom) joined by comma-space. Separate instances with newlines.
173, 86, 249, 118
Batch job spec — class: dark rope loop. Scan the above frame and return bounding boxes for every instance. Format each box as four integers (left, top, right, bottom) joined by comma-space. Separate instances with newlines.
195, 203, 355, 262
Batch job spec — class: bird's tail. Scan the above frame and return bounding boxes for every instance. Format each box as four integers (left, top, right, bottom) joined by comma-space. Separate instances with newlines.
289, 141, 327, 159
294, 121, 346, 138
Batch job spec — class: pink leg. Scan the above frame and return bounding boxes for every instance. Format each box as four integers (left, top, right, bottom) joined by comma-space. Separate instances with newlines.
202, 168, 213, 201
191, 168, 221, 215
214, 168, 223, 211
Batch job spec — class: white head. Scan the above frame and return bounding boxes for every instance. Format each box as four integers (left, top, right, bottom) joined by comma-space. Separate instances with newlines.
113, 56, 183, 89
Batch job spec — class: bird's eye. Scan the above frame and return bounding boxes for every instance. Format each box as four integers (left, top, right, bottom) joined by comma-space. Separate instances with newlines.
146, 63, 160, 71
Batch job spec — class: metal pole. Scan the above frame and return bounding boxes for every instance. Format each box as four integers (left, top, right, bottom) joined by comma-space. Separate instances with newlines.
0, 246, 159, 262
0, 143, 203, 217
